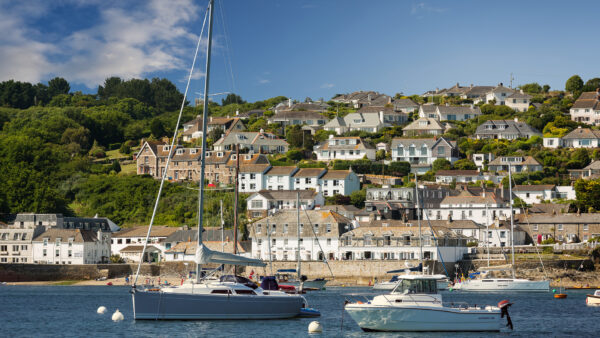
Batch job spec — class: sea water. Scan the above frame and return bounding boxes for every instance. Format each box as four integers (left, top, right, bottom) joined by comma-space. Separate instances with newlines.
0, 285, 598, 337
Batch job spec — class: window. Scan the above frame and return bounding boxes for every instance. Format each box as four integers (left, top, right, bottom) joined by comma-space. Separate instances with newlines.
250, 184, 256, 190
584, 224, 589, 231
437, 146, 445, 156
284, 239, 288, 245
12, 245, 19, 251
314, 224, 319, 233
326, 224, 332, 233
271, 239, 276, 246
327, 238, 332, 245
250, 174, 256, 180
55, 249, 60, 257
21, 245, 27, 250
365, 235, 372, 245
533, 224, 538, 231
397, 147, 404, 156
558, 224, 563, 231
68, 250, 72, 258
500, 231, 506, 238
251, 200, 263, 209
283, 224, 288, 234
300, 224, 304, 232
0, 245, 6, 252
257, 224, 262, 234
43, 249, 47, 257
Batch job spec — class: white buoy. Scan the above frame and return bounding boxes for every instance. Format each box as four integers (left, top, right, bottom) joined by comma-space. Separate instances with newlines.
308, 321, 322, 333
112, 309, 124, 322
97, 306, 107, 314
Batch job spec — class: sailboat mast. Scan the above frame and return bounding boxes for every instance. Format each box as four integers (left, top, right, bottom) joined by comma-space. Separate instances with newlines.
220, 199, 224, 252
486, 203, 490, 267
196, 0, 214, 283
415, 173, 423, 271
233, 144, 239, 254
297, 191, 301, 281
508, 164, 515, 278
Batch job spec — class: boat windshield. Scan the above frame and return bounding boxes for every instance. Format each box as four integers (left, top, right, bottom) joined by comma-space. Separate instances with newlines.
392, 278, 438, 294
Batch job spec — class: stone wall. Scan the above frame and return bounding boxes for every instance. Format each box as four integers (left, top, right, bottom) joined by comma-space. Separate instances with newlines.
0, 263, 159, 282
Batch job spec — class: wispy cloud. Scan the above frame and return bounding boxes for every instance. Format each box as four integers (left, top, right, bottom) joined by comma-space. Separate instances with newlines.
411, 2, 446, 16
0, 0, 204, 87
258, 78, 270, 84
320, 83, 335, 89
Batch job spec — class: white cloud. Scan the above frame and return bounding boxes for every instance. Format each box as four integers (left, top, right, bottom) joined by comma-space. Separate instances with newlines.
0, 0, 206, 87
320, 83, 335, 89
411, 2, 446, 16
258, 79, 270, 84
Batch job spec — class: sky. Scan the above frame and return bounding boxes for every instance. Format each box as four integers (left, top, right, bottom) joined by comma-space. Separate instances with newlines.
1, 0, 599, 103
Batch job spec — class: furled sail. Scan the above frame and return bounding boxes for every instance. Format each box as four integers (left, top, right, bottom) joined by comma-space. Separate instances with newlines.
195, 244, 266, 267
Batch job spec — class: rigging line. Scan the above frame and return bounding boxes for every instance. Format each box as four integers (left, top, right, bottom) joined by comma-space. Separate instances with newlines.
217, 0, 237, 96
303, 207, 335, 279
521, 207, 549, 279
422, 211, 449, 277
132, 4, 210, 287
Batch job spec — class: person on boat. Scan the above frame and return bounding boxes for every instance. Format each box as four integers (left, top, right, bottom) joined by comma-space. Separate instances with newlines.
125, 276, 129, 285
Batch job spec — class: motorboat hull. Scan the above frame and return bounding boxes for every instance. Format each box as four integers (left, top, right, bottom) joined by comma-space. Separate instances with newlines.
132, 289, 304, 320
345, 305, 502, 332
586, 294, 600, 306
454, 279, 549, 292
374, 280, 449, 291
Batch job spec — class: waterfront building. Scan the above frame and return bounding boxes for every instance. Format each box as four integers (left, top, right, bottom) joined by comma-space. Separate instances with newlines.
246, 190, 324, 219
516, 213, 600, 243
32, 229, 111, 264
110, 226, 178, 262
163, 240, 249, 262
0, 222, 45, 264
13, 213, 118, 232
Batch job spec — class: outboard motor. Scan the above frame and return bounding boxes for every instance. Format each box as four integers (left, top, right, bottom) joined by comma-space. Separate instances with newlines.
498, 300, 513, 330
260, 276, 279, 291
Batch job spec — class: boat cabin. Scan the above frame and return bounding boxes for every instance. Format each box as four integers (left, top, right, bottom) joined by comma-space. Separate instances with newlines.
391, 276, 439, 294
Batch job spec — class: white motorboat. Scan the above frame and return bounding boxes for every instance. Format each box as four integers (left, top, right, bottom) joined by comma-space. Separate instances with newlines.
586, 290, 600, 306
374, 274, 450, 291
346, 274, 507, 332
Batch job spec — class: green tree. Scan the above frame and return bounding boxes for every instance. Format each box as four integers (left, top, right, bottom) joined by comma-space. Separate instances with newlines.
221, 93, 246, 106
350, 189, 366, 208
110, 160, 122, 173
208, 126, 224, 143
375, 149, 386, 161
286, 149, 303, 161
520, 83, 542, 94
566, 75, 584, 93
98, 77, 123, 100
150, 118, 166, 138
47, 77, 70, 97
583, 78, 600, 92
432, 158, 452, 172
542, 84, 550, 93
452, 159, 477, 170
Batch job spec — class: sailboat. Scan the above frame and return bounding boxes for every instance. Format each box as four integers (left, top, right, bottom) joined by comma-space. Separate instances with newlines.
345, 174, 507, 332
453, 165, 549, 292
131, 0, 311, 320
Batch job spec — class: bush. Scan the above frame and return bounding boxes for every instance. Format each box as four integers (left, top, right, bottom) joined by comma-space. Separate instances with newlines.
108, 143, 121, 150
467, 241, 478, 247
541, 238, 556, 245
119, 143, 131, 154
110, 254, 124, 263
91, 148, 106, 158
542, 246, 554, 254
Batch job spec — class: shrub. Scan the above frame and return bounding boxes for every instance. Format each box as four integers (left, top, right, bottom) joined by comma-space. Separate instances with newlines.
467, 241, 478, 247
541, 238, 556, 245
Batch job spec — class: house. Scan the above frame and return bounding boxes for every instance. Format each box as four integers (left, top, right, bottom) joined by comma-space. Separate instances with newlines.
472, 153, 495, 170
213, 131, 288, 154
263, 166, 298, 190
246, 190, 324, 219
390, 137, 459, 173
475, 84, 515, 105
267, 111, 327, 127
338, 221, 469, 262
487, 156, 542, 173
0, 222, 45, 264
418, 104, 481, 121
164, 240, 249, 262
315, 136, 376, 161
393, 98, 419, 113
319, 205, 361, 220
435, 170, 482, 184
323, 112, 386, 134
111, 226, 178, 262
516, 213, 600, 243
361, 174, 403, 186
513, 185, 556, 204
204, 151, 269, 186
292, 168, 327, 192
32, 229, 111, 264
364, 187, 418, 221
505, 90, 532, 112
426, 193, 514, 227
332, 91, 391, 108
238, 164, 271, 193
474, 119, 541, 140
319, 170, 360, 197
544, 127, 600, 149
568, 160, 600, 180
423, 220, 482, 243
355, 106, 408, 124
274, 99, 329, 114
569, 89, 600, 125
12, 213, 118, 232
460, 85, 495, 99
402, 117, 447, 136
136, 141, 203, 181
181, 116, 245, 142
248, 209, 352, 261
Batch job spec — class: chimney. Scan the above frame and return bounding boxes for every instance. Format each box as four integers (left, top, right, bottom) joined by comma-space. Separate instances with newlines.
288, 98, 292, 107
520, 89, 524, 94
379, 110, 384, 124
456, 82, 459, 87
470, 83, 473, 88
210, 116, 213, 122
368, 94, 372, 103
388, 96, 392, 104
435, 87, 439, 93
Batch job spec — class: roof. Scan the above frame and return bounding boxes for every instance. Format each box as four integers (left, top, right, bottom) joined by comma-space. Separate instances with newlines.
513, 185, 555, 192
356, 106, 394, 114
562, 128, 600, 140
507, 91, 532, 99
321, 170, 352, 180
249, 210, 352, 238
490, 85, 515, 94
440, 195, 504, 205
403, 117, 444, 131
391, 137, 456, 149
254, 189, 318, 200
420, 104, 437, 113
318, 137, 374, 151
463, 86, 495, 97
571, 91, 600, 110
583, 160, 600, 170
423, 220, 481, 229
488, 156, 541, 166
112, 226, 178, 238
264, 166, 297, 176
319, 205, 360, 212
475, 120, 541, 137
292, 168, 326, 178
165, 240, 246, 254
324, 116, 346, 128
436, 105, 481, 116
269, 111, 326, 121
342, 112, 384, 128
435, 170, 480, 176
32, 229, 99, 243
120, 245, 160, 253
517, 213, 600, 224
393, 98, 418, 108
239, 164, 271, 173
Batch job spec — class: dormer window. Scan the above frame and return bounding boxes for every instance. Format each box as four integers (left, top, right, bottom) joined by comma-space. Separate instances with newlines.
231, 155, 237, 160
163, 146, 170, 151
176, 149, 184, 155
245, 155, 251, 160
190, 149, 197, 154
217, 152, 223, 157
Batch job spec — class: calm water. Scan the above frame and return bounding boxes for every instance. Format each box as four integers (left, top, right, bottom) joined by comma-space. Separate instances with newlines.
0, 285, 598, 337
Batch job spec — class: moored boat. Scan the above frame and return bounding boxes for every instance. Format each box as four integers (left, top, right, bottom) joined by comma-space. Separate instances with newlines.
586, 290, 600, 306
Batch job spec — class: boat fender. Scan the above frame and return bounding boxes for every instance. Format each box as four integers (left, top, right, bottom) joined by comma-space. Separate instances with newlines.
308, 321, 322, 333
97, 306, 107, 314
357, 301, 363, 304
498, 300, 513, 330
112, 309, 124, 322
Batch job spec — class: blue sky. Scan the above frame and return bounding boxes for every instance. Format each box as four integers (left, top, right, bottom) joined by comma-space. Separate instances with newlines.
1, 0, 599, 103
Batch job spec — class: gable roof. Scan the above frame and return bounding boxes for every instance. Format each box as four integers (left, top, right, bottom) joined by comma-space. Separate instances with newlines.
321, 170, 352, 180
112, 226, 178, 238
292, 168, 326, 178
254, 189, 318, 200
342, 112, 384, 128
402, 117, 444, 131
391, 137, 456, 149
264, 166, 297, 176
393, 98, 418, 108
475, 120, 541, 137
562, 127, 600, 140
436, 105, 481, 116
33, 229, 99, 243
513, 185, 555, 192
239, 164, 271, 173
572, 91, 600, 110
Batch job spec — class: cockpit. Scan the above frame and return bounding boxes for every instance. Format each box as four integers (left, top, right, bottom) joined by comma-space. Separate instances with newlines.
391, 278, 438, 294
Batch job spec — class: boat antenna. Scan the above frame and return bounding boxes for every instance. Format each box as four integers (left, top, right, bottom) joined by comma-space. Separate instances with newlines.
131, 3, 209, 288
508, 164, 515, 279
415, 172, 424, 272
196, 0, 215, 283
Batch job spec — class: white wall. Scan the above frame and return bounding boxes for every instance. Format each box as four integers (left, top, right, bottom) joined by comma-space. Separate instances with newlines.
264, 174, 293, 190
239, 172, 265, 193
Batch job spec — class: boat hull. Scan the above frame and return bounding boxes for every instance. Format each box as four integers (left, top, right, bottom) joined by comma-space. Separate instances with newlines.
586, 294, 600, 306
132, 290, 304, 320
279, 279, 327, 290
374, 280, 449, 291
455, 279, 549, 292
345, 305, 502, 332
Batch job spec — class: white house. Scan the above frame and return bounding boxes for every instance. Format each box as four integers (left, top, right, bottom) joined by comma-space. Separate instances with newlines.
569, 90, 600, 125
319, 170, 360, 197
32, 229, 111, 264
505, 90, 532, 112
543, 127, 600, 148
315, 136, 376, 161
418, 104, 481, 121
435, 170, 482, 184
264, 166, 298, 190
292, 168, 326, 192
111, 226, 178, 262
323, 112, 386, 134
164, 240, 248, 262
238, 164, 271, 193
513, 185, 556, 205
248, 209, 352, 261
473, 153, 495, 170
246, 190, 324, 219
477, 84, 515, 105
427, 194, 513, 226
390, 137, 459, 173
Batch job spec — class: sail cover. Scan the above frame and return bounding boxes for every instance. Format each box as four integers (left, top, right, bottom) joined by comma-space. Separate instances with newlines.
194, 244, 266, 267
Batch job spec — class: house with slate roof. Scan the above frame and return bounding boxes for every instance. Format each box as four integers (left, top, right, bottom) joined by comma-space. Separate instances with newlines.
505, 90, 533, 112
332, 91, 391, 108
544, 126, 600, 148
475, 118, 541, 140
390, 137, 459, 173
402, 117, 447, 136
213, 131, 288, 154
323, 111, 386, 134
292, 168, 327, 192
239, 163, 271, 193
264, 166, 298, 190
570, 89, 600, 125
320, 170, 360, 197
569, 160, 600, 180
355, 105, 408, 124
315, 136, 376, 161
181, 116, 245, 142
393, 98, 419, 113
267, 111, 327, 127
418, 104, 481, 122
32, 228, 111, 264
111, 226, 178, 262
246, 190, 324, 219
513, 185, 557, 204
487, 156, 542, 173
516, 213, 600, 243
